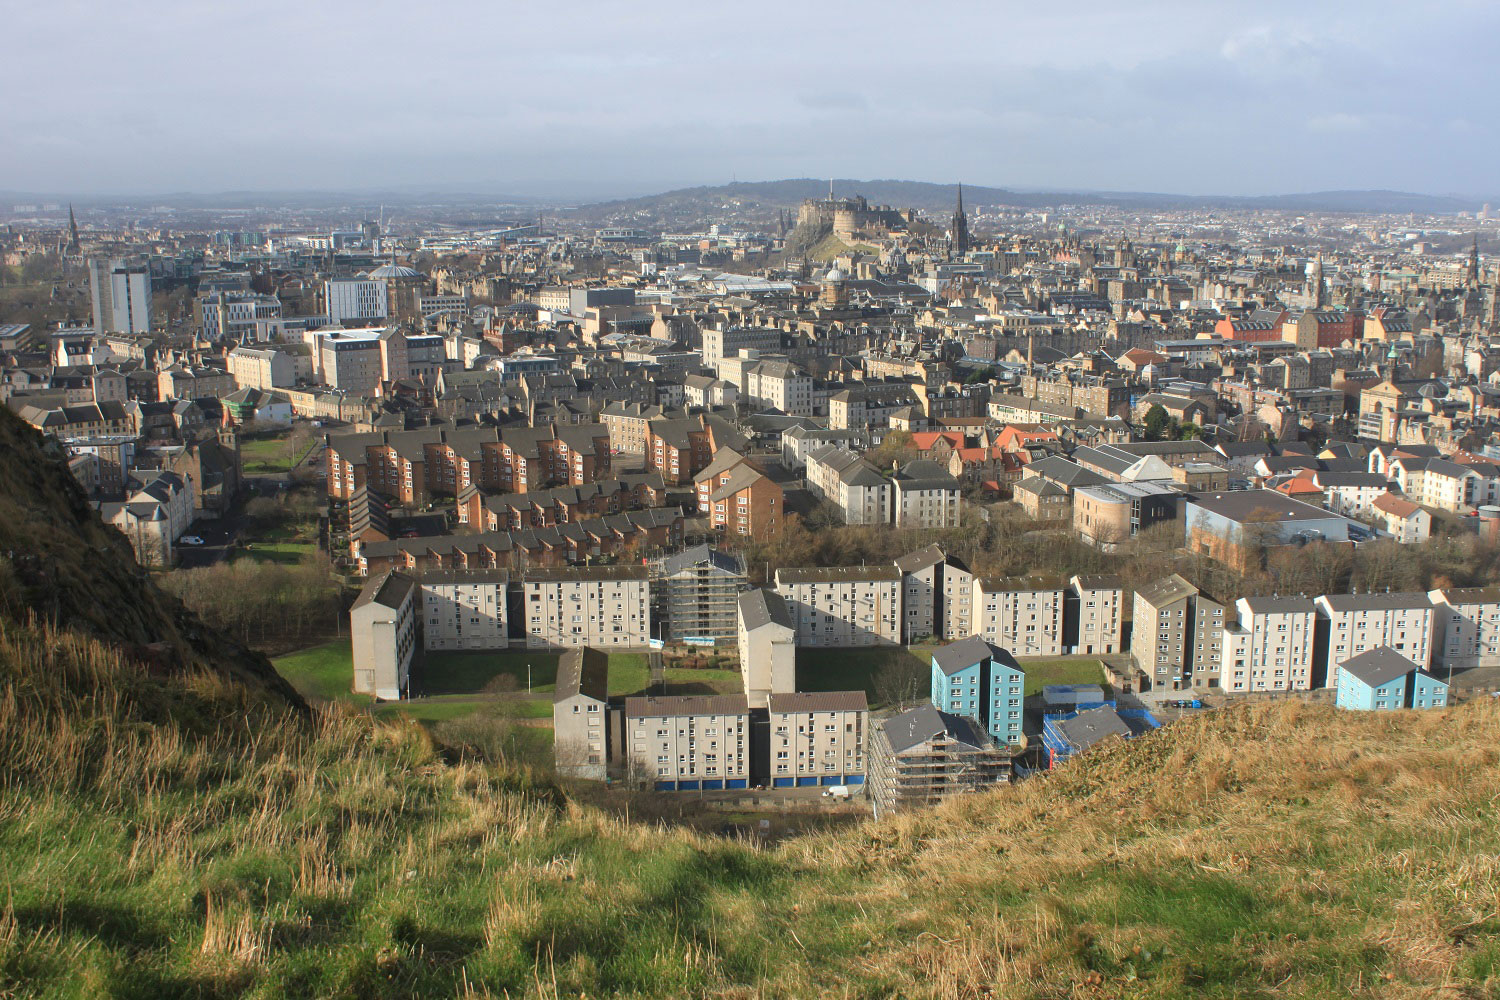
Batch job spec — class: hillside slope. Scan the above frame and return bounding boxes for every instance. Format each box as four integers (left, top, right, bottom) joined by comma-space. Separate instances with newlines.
0, 408, 303, 712
1, 406, 1498, 997
3, 612, 1498, 998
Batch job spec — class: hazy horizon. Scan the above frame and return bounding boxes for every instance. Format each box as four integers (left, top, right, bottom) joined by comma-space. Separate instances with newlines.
4, 0, 1495, 200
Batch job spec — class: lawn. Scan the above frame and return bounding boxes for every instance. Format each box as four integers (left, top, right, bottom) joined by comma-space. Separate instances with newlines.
1018, 657, 1108, 697
661, 666, 742, 696
374, 697, 553, 724
272, 640, 366, 704
419, 650, 560, 696
240, 433, 319, 476
795, 645, 938, 709
607, 652, 650, 696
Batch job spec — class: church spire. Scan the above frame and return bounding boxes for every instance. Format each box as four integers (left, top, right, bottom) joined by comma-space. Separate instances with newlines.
65, 203, 80, 255
950, 183, 969, 257
1469, 232, 1481, 286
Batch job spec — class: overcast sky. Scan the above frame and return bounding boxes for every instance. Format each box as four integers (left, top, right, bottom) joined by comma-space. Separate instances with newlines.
3, 0, 1494, 200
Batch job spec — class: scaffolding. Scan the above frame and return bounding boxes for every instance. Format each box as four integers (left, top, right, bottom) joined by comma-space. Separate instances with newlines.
869, 726, 1013, 814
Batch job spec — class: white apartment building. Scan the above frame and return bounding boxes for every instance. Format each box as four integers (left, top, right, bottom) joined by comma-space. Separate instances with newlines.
804, 445, 891, 525
973, 575, 1066, 657
1313, 471, 1392, 519
522, 566, 650, 649
419, 570, 509, 651
743, 358, 813, 416
1315, 593, 1435, 687
200, 291, 282, 341
774, 566, 902, 647
226, 346, 298, 391
736, 588, 796, 709
350, 571, 418, 700
890, 460, 963, 529
767, 691, 868, 787
325, 277, 388, 323
1069, 574, 1123, 656
316, 331, 384, 395
1220, 596, 1317, 693
624, 694, 750, 790
1428, 587, 1500, 672
941, 557, 975, 640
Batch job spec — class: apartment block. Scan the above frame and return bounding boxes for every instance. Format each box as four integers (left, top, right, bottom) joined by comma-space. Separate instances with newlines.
1334, 647, 1449, 712
737, 588, 796, 709
652, 544, 747, 643
1315, 593, 1435, 687
1068, 574, 1124, 656
553, 647, 609, 780
418, 569, 508, 651
521, 565, 650, 649
1428, 587, 1500, 671
868, 705, 1011, 815
350, 571, 418, 700
972, 575, 1065, 657
1129, 574, 1225, 690
774, 566, 902, 648
1220, 596, 1317, 693
766, 691, 868, 787
624, 694, 749, 791
929, 636, 1026, 746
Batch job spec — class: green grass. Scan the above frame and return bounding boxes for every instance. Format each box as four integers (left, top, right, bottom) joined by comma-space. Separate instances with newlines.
239, 433, 318, 475
421, 650, 560, 696
795, 645, 937, 709
661, 666, 742, 696
1018, 657, 1108, 697
272, 639, 365, 704
374, 697, 553, 724
10, 617, 1500, 997
607, 653, 650, 695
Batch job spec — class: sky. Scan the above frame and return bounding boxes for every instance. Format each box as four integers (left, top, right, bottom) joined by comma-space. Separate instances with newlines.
2, 0, 1495, 201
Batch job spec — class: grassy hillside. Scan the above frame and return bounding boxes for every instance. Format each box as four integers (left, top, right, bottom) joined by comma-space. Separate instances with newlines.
3, 609, 1498, 997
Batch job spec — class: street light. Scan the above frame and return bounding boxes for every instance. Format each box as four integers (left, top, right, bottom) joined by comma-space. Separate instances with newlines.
527, 662, 532, 694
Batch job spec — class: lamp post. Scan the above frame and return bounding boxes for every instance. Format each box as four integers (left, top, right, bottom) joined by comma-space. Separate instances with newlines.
527, 662, 532, 694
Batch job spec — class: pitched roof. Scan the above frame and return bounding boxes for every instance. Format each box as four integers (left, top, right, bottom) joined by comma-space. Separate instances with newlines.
738, 588, 793, 632
554, 647, 609, 704
1340, 646, 1419, 689
931, 635, 1018, 676
767, 691, 868, 714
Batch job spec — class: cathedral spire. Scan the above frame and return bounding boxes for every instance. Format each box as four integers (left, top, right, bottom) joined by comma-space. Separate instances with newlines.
65, 203, 80, 255
950, 183, 969, 257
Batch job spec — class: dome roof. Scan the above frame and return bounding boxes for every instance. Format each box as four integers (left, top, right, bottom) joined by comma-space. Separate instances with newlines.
368, 262, 422, 280
824, 267, 846, 282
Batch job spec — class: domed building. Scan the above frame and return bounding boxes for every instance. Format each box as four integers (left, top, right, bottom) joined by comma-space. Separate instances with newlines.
821, 266, 848, 306
367, 257, 427, 322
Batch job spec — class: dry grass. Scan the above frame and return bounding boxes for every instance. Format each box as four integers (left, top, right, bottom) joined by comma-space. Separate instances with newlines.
2, 617, 1499, 997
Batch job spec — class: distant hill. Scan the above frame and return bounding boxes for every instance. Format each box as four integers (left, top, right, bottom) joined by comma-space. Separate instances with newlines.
570, 178, 1481, 220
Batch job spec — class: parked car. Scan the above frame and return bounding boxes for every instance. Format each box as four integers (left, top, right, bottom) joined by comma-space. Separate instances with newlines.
821, 786, 850, 800
178, 535, 205, 546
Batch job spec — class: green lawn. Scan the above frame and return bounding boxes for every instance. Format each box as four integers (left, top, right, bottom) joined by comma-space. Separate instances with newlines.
795, 645, 938, 709
272, 640, 366, 704
661, 666, 742, 696
240, 433, 319, 475
374, 697, 552, 724
420, 650, 560, 696
1018, 657, 1108, 697
607, 652, 650, 695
